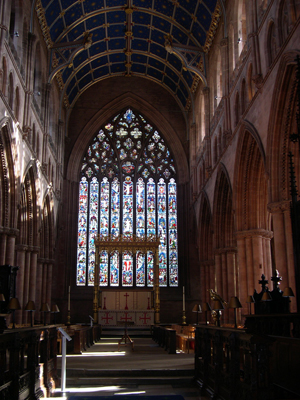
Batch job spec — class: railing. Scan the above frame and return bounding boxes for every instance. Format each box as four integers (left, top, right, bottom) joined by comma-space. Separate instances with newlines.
152, 325, 176, 354
0, 325, 58, 400
194, 324, 300, 400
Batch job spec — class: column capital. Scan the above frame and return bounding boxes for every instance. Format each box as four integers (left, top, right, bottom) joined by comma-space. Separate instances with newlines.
235, 229, 273, 240
37, 257, 55, 264
28, 245, 40, 254
199, 259, 215, 267
0, 227, 19, 237
202, 86, 210, 95
220, 38, 228, 47
214, 246, 237, 254
267, 200, 291, 213
15, 244, 29, 252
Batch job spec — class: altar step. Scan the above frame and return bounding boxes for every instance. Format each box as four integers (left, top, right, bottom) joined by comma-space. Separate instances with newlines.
55, 337, 197, 399
101, 326, 152, 337
62, 368, 195, 387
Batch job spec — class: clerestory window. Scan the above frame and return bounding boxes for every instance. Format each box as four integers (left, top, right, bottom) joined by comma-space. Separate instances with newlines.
76, 109, 178, 288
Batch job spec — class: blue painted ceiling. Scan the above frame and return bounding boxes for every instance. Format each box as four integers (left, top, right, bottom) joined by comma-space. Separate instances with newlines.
37, 0, 220, 112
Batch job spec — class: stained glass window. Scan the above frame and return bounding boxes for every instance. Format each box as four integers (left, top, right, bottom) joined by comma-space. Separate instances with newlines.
77, 108, 178, 287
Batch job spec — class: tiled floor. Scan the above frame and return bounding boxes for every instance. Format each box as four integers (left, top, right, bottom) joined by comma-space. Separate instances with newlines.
42, 335, 209, 400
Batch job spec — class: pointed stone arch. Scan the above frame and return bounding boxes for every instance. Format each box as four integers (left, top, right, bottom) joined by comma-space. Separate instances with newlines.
234, 121, 267, 232
268, 52, 300, 203
0, 118, 16, 230
212, 164, 237, 323
197, 191, 213, 305
40, 193, 54, 261
213, 164, 234, 250
233, 122, 272, 312
17, 165, 38, 247
266, 51, 300, 303
0, 117, 17, 267
15, 164, 39, 324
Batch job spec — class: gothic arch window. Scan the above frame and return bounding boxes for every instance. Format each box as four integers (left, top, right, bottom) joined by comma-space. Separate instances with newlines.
215, 49, 222, 109
247, 63, 255, 102
32, 124, 36, 151
237, 0, 247, 56
199, 92, 205, 145
15, 86, 20, 120
241, 78, 246, 114
33, 43, 42, 111
1, 57, 7, 95
22, 20, 28, 67
213, 136, 218, 165
36, 133, 40, 160
218, 127, 222, 155
9, 1, 16, 39
229, 24, 236, 74
8, 73, 14, 110
279, 0, 291, 44
77, 108, 178, 288
267, 20, 277, 67
234, 91, 240, 127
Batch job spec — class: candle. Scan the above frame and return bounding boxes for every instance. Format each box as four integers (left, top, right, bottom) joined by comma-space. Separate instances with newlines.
183, 286, 185, 312
68, 286, 70, 311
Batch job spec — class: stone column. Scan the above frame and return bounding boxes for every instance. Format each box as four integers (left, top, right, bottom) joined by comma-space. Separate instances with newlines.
23, 33, 36, 133
15, 245, 27, 325
0, 1, 10, 50
210, 261, 215, 294
23, 250, 31, 324
202, 86, 212, 176
252, 234, 264, 290
226, 251, 236, 298
42, 263, 48, 303
263, 236, 273, 282
190, 122, 197, 171
214, 252, 222, 293
268, 202, 290, 289
0, 232, 7, 265
200, 262, 206, 301
220, 38, 231, 135
204, 264, 210, 303
245, 235, 255, 288
283, 202, 296, 287
29, 248, 38, 302
220, 38, 229, 95
236, 234, 249, 304
221, 252, 228, 302
43, 83, 52, 133
5, 230, 17, 265
36, 260, 43, 324
46, 263, 52, 324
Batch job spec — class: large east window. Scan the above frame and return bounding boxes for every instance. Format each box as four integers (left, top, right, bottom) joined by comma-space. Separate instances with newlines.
76, 109, 178, 288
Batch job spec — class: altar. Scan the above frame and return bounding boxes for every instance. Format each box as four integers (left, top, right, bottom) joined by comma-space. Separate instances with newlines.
93, 234, 161, 324
98, 290, 154, 326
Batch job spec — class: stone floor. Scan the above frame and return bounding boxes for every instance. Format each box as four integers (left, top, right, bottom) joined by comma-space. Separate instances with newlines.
41, 333, 209, 400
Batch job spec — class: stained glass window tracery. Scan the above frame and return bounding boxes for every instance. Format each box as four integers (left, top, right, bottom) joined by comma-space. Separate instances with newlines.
76, 108, 178, 287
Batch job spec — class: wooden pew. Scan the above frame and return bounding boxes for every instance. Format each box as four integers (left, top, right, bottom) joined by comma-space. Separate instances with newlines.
56, 324, 101, 354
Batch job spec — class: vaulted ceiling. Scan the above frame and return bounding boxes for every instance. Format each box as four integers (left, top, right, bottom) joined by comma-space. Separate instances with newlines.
36, 0, 221, 113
